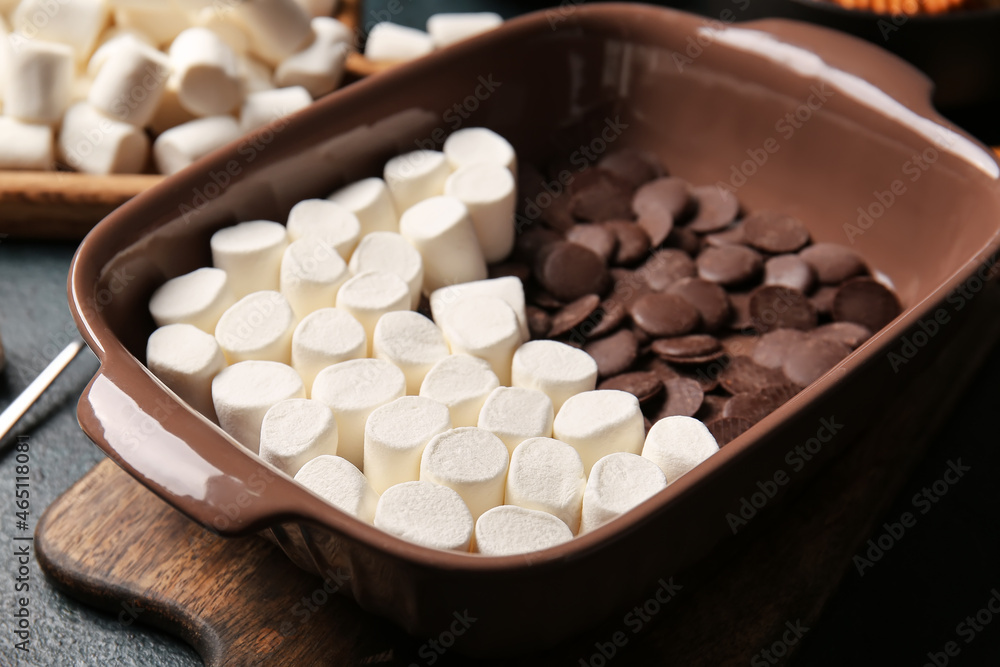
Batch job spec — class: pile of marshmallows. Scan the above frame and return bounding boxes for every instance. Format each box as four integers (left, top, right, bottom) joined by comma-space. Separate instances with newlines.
146, 127, 720, 556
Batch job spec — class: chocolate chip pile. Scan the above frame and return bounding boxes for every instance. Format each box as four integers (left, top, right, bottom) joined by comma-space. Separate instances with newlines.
489, 151, 902, 446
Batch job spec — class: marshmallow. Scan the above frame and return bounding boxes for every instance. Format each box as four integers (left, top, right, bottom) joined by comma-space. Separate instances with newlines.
0, 117, 53, 170
12, 0, 109, 62
146, 323, 227, 421
58, 102, 150, 174
212, 360, 305, 453
86, 41, 170, 127
383, 150, 451, 213
148, 82, 198, 136
427, 12, 503, 49
210, 220, 288, 297
511, 340, 598, 413
285, 199, 361, 259
444, 163, 516, 263
439, 296, 520, 385
505, 437, 586, 533
311, 358, 406, 469
641, 416, 720, 484
214, 290, 296, 364
553, 390, 645, 475
474, 505, 573, 556
112, 3, 189, 48
237, 56, 276, 95
193, 7, 250, 56
274, 17, 349, 98
443, 127, 516, 174
3, 39, 73, 124
238, 85, 311, 133
259, 398, 338, 475
348, 232, 423, 308
580, 452, 667, 533
335, 271, 410, 354
235, 0, 312, 66
477, 387, 553, 455
169, 27, 242, 117
326, 177, 398, 236
419, 427, 509, 520
373, 311, 449, 395
374, 481, 473, 551
290, 307, 366, 393
430, 277, 529, 343
154, 115, 242, 175
364, 22, 433, 63
149, 267, 236, 332
364, 396, 451, 494
87, 31, 155, 79
398, 196, 487, 294
279, 237, 350, 319
419, 355, 499, 428
295, 455, 379, 524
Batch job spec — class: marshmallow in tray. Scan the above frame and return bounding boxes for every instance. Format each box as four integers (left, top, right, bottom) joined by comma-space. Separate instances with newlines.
505, 437, 586, 533
474, 505, 573, 556
327, 178, 399, 237
383, 150, 451, 213
419, 426, 509, 521
439, 296, 520, 385
154, 115, 242, 175
112, 2, 189, 48
373, 311, 449, 395
149, 267, 236, 333
642, 416, 720, 484
295, 455, 380, 524
444, 163, 516, 263
553, 390, 646, 475
291, 307, 367, 394
427, 13, 503, 49
210, 220, 289, 298
443, 127, 517, 174
430, 276, 528, 343
214, 290, 296, 364
364, 22, 434, 63
146, 323, 227, 421
286, 199, 361, 259
259, 398, 339, 476
235, 0, 312, 66
192, 7, 250, 57
58, 102, 150, 175
374, 480, 473, 551
239, 86, 312, 133
364, 396, 452, 494
0, 118, 53, 171
311, 358, 406, 469
3, 40, 73, 124
419, 354, 499, 428
399, 196, 488, 294
280, 237, 350, 319
168, 27, 242, 117
212, 360, 306, 453
11, 0, 108, 62
87, 40, 171, 126
274, 17, 350, 98
580, 452, 667, 533
510, 340, 598, 413
87, 31, 155, 78
348, 232, 423, 309
477, 387, 554, 455
335, 271, 411, 353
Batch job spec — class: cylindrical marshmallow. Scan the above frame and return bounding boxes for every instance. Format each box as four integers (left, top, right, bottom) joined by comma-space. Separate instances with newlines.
210, 220, 289, 297
506, 437, 586, 533
430, 276, 528, 342
194, 7, 250, 56
439, 296, 520, 385
398, 196, 487, 294
148, 82, 198, 136
214, 290, 296, 364
280, 237, 350, 319
12, 0, 108, 62
146, 323, 227, 421
642, 416, 720, 484
474, 505, 573, 556
443, 127, 517, 174
290, 307, 366, 394
237, 55, 275, 95
477, 387, 553, 455
580, 452, 667, 533
0, 118, 53, 170
383, 150, 451, 213
274, 17, 349, 98
295, 455, 379, 524
87, 41, 171, 127
112, 3, 189, 47
374, 480, 473, 551
327, 177, 399, 236
239, 85, 312, 133
87, 31, 155, 79
58, 102, 150, 175
511, 340, 598, 413
149, 267, 237, 333
364, 22, 433, 63
419, 427, 509, 521
335, 271, 410, 354
427, 12, 503, 49
4, 39, 73, 124
419, 355, 499, 428
154, 115, 242, 175
311, 358, 406, 469
553, 390, 645, 475
444, 163, 515, 263
286, 199, 361, 259
212, 360, 305, 453
364, 396, 452, 494
348, 232, 423, 308
235, 0, 312, 66
259, 398, 338, 475
373, 311, 449, 395
169, 27, 242, 117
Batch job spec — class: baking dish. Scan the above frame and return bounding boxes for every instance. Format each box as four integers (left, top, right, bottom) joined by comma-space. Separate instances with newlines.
68, 3, 1000, 655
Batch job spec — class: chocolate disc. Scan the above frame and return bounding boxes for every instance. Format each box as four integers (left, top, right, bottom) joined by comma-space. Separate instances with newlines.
514, 226, 562, 264
696, 245, 763, 286
742, 211, 810, 253
584, 328, 638, 378
703, 222, 746, 248
637, 208, 674, 247
628, 293, 701, 337
751, 328, 808, 369
643, 249, 698, 291
603, 220, 652, 266
687, 185, 740, 233
632, 177, 693, 219
718, 355, 787, 395
570, 172, 633, 221
566, 224, 618, 262
600, 150, 661, 189
696, 394, 730, 423
832, 277, 902, 332
706, 417, 754, 446
799, 243, 867, 284
586, 297, 628, 338
813, 321, 872, 350
722, 383, 800, 424
548, 294, 601, 338
598, 371, 664, 404
748, 285, 818, 332
782, 336, 851, 386
534, 241, 610, 302
763, 254, 815, 294
526, 306, 551, 339
727, 292, 754, 331
667, 277, 731, 332
652, 334, 722, 360
810, 285, 838, 318
656, 377, 705, 418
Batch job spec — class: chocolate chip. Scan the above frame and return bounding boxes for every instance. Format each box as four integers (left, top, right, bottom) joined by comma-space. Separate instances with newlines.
651, 335, 723, 364
656, 377, 705, 418
696, 394, 730, 423
517, 163, 546, 204
642, 249, 697, 291
640, 357, 681, 384
633, 177, 692, 220
587, 298, 628, 338
566, 224, 618, 262
748, 285, 817, 332
603, 220, 651, 266
799, 243, 867, 284
764, 254, 815, 294
598, 371, 664, 404
549, 294, 601, 337
528, 285, 566, 310
570, 172, 633, 221
723, 383, 800, 424
813, 321, 872, 350
628, 293, 701, 337
752, 328, 808, 369
514, 227, 561, 264
728, 292, 753, 331
637, 209, 674, 247
667, 277, 731, 332
535, 241, 610, 302
687, 185, 740, 233
703, 222, 746, 248
539, 193, 576, 232
526, 306, 551, 339
584, 329, 638, 378
674, 365, 720, 392
696, 245, 763, 286
489, 262, 531, 282
782, 336, 851, 386
666, 226, 702, 257
719, 333, 756, 359
719, 356, 787, 394
706, 417, 753, 446
599, 150, 661, 188
832, 277, 902, 332
742, 211, 810, 253
810, 285, 838, 318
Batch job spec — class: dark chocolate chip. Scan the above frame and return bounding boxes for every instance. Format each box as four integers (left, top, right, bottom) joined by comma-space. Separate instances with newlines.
633, 177, 693, 220
764, 254, 815, 294
687, 185, 740, 233
603, 220, 652, 266
570, 173, 633, 221
799, 243, 867, 284
728, 292, 753, 331
548, 294, 601, 338
719, 334, 756, 359
526, 306, 551, 339
810, 285, 838, 318
782, 337, 852, 386
637, 209, 674, 248
657, 377, 705, 418
666, 226, 702, 256
587, 298, 628, 338
703, 222, 746, 248
535, 241, 610, 302
539, 193, 576, 232
752, 328, 808, 369
652, 334, 722, 361
598, 371, 664, 404
584, 329, 638, 378
628, 293, 701, 337
696, 245, 763, 286
643, 249, 697, 291
832, 277, 902, 332
667, 277, 731, 332
696, 394, 730, 423
528, 286, 566, 310
706, 417, 754, 446
514, 227, 562, 264
813, 321, 872, 350
640, 357, 681, 384
742, 211, 810, 253
748, 285, 817, 332
718, 356, 787, 394
722, 383, 800, 424
599, 150, 662, 188
566, 224, 618, 262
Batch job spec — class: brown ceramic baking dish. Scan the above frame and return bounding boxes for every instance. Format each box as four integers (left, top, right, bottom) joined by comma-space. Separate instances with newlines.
68, 3, 1000, 656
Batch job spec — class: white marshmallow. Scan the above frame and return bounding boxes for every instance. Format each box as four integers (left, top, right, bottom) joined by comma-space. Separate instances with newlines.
274, 17, 349, 98
214, 290, 296, 364
210, 220, 288, 297
311, 358, 406, 469
419, 427, 509, 521
443, 127, 516, 174
474, 505, 573, 556
154, 115, 242, 175
553, 390, 645, 475
335, 271, 410, 354
505, 437, 586, 533
580, 452, 667, 533
290, 307, 366, 394
348, 232, 423, 308
398, 196, 487, 294
477, 387, 553, 455
235, 0, 312, 66
193, 7, 250, 56
87, 41, 171, 127
295, 454, 379, 524
237, 56, 276, 95
383, 150, 450, 213
148, 82, 198, 136
12, 0, 109, 62
364, 396, 451, 494
112, 3, 189, 48
373, 311, 449, 395
430, 276, 529, 343
3, 39, 73, 124
419, 355, 498, 428
439, 296, 519, 385
511, 340, 598, 413
58, 102, 150, 174
146, 323, 226, 421
259, 398, 338, 475
212, 360, 305, 453
149, 267, 236, 333
87, 32, 154, 79
326, 177, 398, 236
169, 27, 242, 117
364, 22, 433, 63
427, 12, 503, 49
444, 163, 516, 263
238, 84, 311, 132
280, 237, 350, 319
374, 480, 472, 551
641, 416, 720, 484
291, 0, 339, 18
0, 117, 53, 170
285, 199, 361, 259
